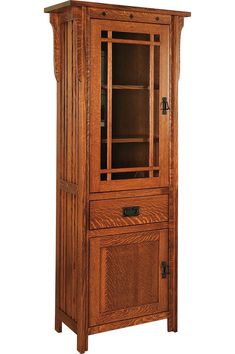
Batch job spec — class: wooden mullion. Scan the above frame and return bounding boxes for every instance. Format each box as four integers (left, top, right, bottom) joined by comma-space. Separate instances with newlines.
101, 38, 160, 46
107, 30, 112, 181
100, 166, 160, 174
149, 34, 154, 177
102, 84, 149, 90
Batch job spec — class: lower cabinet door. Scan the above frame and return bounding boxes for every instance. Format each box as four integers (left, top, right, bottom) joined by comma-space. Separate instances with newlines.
89, 229, 168, 326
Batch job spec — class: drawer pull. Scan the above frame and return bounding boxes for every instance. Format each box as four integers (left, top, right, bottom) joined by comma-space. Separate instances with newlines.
123, 206, 140, 217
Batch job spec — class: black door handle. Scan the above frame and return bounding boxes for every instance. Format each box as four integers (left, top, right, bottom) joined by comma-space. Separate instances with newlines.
161, 97, 170, 115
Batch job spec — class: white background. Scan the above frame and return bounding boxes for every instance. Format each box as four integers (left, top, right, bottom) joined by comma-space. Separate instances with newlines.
0, 0, 234, 353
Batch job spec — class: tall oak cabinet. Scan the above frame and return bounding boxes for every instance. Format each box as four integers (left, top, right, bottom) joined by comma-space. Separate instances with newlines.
44, 1, 190, 353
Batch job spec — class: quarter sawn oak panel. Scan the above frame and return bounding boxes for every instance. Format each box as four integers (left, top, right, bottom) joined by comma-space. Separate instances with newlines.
89, 230, 168, 326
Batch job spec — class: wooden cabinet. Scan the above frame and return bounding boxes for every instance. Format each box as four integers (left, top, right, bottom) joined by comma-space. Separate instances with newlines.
45, 1, 190, 353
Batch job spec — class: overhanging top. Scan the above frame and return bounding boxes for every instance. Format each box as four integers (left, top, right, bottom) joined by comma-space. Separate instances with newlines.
44, 0, 191, 17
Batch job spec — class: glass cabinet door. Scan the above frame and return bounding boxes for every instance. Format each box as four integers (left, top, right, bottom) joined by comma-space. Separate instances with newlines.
90, 20, 169, 192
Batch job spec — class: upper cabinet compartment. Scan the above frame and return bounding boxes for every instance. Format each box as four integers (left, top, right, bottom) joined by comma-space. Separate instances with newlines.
90, 20, 170, 192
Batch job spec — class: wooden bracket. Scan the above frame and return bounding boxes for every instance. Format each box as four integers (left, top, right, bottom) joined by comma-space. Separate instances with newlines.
50, 13, 61, 82
176, 16, 184, 81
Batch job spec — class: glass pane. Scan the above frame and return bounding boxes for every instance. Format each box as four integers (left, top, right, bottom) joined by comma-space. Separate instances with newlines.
154, 34, 160, 42
112, 142, 149, 169
154, 46, 160, 168
98, 31, 162, 182
112, 32, 150, 41
112, 43, 149, 86
112, 89, 149, 169
100, 173, 107, 181
101, 31, 108, 38
112, 90, 149, 139
112, 171, 149, 180
101, 42, 107, 85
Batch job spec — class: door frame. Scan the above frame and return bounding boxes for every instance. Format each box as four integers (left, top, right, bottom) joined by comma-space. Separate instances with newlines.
90, 19, 169, 192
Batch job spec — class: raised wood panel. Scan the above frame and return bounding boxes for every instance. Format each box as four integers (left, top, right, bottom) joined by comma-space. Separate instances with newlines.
89, 230, 168, 326
89, 195, 168, 230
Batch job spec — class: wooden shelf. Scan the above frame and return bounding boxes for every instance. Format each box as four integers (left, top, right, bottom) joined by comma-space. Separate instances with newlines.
102, 137, 159, 143
101, 38, 161, 46
101, 84, 159, 90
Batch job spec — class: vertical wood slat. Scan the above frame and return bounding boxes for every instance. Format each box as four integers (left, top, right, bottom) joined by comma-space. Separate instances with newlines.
67, 21, 73, 182
168, 16, 184, 333
107, 30, 112, 181
149, 34, 154, 178
72, 19, 76, 320
77, 6, 89, 353
60, 22, 66, 311
66, 21, 72, 318
64, 23, 68, 313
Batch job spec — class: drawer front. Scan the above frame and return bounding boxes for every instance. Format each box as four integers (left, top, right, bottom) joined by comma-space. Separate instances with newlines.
89, 195, 168, 230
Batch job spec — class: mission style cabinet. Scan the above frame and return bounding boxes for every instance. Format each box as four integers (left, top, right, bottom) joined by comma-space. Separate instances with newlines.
45, 1, 190, 353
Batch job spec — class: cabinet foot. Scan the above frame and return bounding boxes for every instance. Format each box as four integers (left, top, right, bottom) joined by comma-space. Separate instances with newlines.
167, 317, 177, 332
77, 333, 88, 354
55, 315, 62, 333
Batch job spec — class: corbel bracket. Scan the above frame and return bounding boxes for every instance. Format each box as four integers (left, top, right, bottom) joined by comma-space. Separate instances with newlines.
50, 13, 61, 82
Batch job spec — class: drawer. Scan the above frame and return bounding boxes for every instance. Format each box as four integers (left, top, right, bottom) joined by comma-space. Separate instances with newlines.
89, 195, 168, 230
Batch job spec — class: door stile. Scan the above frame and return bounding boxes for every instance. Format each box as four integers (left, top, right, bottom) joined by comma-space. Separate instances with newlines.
159, 27, 169, 186
107, 30, 112, 181
149, 34, 154, 178
90, 22, 102, 191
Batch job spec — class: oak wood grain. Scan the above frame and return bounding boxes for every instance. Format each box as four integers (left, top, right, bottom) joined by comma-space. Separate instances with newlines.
88, 221, 169, 238
88, 311, 169, 334
89, 230, 168, 326
90, 195, 168, 230
167, 15, 184, 334
76, 6, 89, 353
89, 8, 171, 24
44, 1, 191, 18
89, 187, 169, 200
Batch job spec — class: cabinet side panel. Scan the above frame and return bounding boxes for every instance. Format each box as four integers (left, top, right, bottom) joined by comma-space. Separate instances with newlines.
59, 190, 78, 321
57, 11, 82, 323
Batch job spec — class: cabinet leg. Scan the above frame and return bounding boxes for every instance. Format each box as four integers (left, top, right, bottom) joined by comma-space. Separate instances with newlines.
55, 314, 62, 333
77, 331, 88, 354
167, 314, 177, 332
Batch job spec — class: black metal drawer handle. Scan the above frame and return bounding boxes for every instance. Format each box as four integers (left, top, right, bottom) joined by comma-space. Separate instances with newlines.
122, 206, 140, 217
